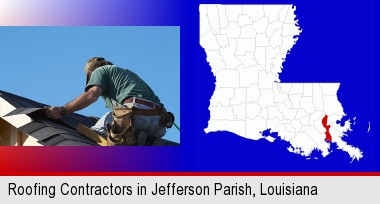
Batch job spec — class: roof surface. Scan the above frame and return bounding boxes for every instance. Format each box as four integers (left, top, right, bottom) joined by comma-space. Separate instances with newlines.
0, 90, 179, 146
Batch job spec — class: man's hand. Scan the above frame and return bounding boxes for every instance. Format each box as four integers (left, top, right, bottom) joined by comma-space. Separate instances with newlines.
44, 106, 62, 120
44, 86, 102, 120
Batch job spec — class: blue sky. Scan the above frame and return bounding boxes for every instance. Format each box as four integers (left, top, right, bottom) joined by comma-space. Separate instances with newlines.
0, 26, 180, 143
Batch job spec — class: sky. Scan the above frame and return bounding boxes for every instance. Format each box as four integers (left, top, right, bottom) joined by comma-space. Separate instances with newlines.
0, 26, 180, 143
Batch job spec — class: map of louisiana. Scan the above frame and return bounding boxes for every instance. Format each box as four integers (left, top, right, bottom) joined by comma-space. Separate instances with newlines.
200, 4, 363, 161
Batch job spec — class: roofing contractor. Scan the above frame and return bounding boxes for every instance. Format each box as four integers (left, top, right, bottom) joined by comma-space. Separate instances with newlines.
44, 57, 174, 146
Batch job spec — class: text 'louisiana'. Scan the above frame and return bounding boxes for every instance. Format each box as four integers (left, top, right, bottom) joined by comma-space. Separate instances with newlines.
260, 183, 318, 196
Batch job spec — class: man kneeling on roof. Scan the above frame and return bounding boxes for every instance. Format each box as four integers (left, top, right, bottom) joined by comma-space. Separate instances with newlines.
45, 57, 170, 145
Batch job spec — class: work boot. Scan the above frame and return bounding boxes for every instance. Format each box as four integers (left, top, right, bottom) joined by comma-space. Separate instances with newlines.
137, 131, 147, 146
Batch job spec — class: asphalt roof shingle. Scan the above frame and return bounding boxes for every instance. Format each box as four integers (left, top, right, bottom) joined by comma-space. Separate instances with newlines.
0, 90, 98, 146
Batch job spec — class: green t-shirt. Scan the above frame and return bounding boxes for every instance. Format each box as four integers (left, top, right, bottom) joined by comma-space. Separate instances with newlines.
85, 65, 162, 110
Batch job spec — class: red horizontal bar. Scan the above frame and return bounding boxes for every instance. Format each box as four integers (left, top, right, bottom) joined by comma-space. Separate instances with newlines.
1, 172, 380, 176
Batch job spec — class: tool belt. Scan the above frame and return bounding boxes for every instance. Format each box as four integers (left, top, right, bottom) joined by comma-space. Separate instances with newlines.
107, 107, 175, 146
107, 108, 136, 146
124, 97, 161, 109
133, 107, 174, 128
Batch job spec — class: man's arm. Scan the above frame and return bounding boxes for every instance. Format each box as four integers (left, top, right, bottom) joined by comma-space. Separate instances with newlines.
45, 86, 102, 119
